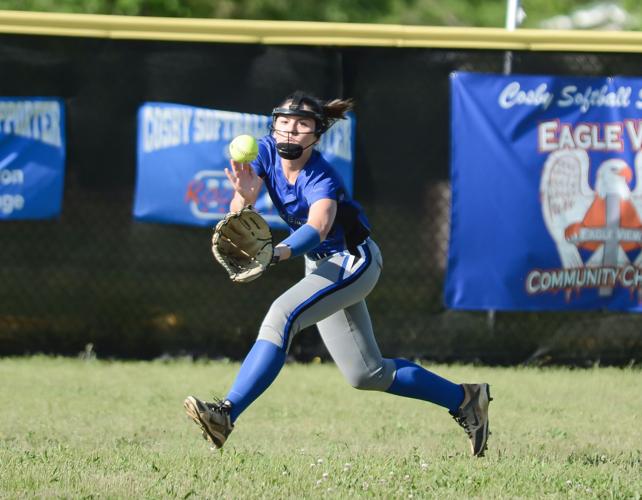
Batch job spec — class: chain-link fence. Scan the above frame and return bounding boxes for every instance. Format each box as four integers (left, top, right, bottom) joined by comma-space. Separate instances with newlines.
1, 35, 642, 364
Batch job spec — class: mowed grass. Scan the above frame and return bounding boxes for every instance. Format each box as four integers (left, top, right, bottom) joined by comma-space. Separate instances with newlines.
0, 357, 640, 499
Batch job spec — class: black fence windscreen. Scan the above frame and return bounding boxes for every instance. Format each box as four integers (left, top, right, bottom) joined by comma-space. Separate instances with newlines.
2, 34, 642, 364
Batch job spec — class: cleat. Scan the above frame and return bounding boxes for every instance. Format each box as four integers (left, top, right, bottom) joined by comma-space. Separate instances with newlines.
184, 396, 234, 449
450, 383, 491, 457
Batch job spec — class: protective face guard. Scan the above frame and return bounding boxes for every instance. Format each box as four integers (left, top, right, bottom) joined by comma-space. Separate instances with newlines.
271, 107, 323, 130
271, 91, 327, 136
271, 126, 319, 160
274, 139, 305, 160
270, 92, 326, 159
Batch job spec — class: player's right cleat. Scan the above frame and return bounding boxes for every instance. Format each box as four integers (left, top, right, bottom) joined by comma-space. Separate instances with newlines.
450, 383, 491, 457
184, 396, 234, 449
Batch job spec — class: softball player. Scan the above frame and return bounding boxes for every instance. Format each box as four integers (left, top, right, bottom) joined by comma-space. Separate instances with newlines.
185, 91, 491, 456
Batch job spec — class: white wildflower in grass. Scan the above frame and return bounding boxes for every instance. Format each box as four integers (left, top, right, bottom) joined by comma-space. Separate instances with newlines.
420, 463, 428, 469
316, 480, 322, 486
322, 472, 329, 479
309, 463, 316, 468
404, 474, 411, 480
317, 458, 323, 464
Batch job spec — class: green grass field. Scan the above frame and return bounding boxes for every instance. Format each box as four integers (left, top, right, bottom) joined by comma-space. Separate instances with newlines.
0, 357, 640, 499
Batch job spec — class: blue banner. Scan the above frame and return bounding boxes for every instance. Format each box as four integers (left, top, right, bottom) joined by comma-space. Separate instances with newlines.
133, 102, 355, 228
447, 72, 642, 311
0, 98, 66, 220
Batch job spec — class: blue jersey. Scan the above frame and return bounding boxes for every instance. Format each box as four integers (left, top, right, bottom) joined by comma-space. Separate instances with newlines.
251, 135, 370, 258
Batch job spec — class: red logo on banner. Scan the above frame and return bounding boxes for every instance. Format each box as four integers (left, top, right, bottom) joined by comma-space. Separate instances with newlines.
532, 149, 642, 298
184, 170, 234, 219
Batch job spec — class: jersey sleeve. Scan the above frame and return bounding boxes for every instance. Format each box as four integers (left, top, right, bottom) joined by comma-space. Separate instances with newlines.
304, 171, 340, 206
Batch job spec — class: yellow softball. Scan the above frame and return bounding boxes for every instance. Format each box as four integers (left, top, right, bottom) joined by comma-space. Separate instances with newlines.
229, 134, 259, 163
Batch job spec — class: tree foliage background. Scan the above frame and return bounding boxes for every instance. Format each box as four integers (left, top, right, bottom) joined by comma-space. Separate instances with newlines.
0, 0, 640, 30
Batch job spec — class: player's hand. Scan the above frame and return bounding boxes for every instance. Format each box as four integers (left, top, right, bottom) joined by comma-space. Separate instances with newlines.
225, 160, 262, 203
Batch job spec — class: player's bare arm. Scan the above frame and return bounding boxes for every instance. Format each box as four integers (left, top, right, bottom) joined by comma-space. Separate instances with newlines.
225, 159, 263, 211
275, 198, 337, 262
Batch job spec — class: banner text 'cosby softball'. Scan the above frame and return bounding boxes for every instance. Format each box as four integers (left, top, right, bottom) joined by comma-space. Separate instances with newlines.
134, 102, 355, 229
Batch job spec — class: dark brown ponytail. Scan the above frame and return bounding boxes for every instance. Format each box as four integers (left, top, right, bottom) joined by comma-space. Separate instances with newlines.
320, 98, 354, 133
323, 98, 354, 120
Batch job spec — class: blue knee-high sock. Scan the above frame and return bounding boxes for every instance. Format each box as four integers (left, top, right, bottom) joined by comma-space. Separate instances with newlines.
386, 358, 464, 412
225, 340, 286, 422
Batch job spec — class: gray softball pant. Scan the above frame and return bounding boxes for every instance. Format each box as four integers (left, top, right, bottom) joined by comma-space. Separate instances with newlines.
257, 238, 396, 391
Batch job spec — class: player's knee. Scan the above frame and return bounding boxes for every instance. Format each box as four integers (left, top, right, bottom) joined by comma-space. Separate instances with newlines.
261, 300, 292, 333
345, 369, 387, 391
347, 373, 374, 390
257, 300, 298, 350
347, 372, 381, 391
344, 359, 395, 391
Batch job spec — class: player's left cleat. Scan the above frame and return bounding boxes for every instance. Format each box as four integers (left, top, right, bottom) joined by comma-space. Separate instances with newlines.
184, 396, 234, 449
450, 383, 492, 457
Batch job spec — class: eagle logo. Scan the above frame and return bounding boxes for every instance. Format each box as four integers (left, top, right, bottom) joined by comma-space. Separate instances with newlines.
540, 149, 642, 296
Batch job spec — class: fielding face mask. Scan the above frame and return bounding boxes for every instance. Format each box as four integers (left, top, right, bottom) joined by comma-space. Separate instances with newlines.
271, 91, 326, 160
274, 133, 317, 160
